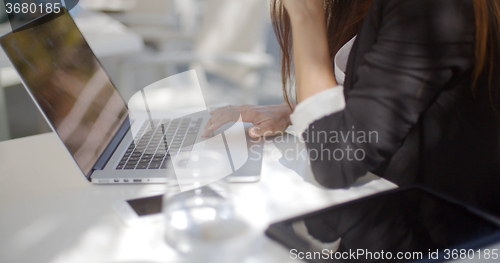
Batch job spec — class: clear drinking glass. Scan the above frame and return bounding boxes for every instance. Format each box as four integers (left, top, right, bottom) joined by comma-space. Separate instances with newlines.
163, 150, 250, 262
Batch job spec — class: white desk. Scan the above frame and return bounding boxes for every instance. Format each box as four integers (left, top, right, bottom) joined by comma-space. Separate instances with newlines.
0, 132, 398, 263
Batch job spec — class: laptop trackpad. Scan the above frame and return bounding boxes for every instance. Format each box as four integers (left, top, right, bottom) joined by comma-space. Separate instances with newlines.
204, 121, 252, 171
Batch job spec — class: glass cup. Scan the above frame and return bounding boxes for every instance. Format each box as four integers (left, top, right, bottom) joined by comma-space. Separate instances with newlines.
163, 150, 250, 262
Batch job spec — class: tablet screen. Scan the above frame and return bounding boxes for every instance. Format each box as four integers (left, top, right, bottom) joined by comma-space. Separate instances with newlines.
267, 188, 500, 262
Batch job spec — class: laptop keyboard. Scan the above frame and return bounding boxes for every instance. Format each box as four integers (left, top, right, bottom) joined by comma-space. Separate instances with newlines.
115, 117, 203, 170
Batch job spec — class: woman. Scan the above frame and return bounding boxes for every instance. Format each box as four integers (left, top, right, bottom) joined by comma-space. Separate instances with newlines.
204, 0, 500, 216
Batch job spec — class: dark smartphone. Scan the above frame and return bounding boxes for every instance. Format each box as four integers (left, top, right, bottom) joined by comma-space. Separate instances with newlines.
114, 186, 223, 225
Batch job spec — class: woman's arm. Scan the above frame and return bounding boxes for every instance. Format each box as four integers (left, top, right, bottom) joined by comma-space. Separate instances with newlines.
295, 0, 475, 188
202, 1, 336, 138
283, 0, 338, 102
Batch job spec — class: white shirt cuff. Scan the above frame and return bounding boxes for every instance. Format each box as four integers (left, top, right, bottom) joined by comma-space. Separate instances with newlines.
290, 86, 346, 137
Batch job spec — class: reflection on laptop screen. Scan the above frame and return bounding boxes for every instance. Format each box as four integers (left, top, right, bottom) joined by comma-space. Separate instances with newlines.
0, 11, 128, 176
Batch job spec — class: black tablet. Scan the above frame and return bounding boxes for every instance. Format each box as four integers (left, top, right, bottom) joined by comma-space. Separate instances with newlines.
265, 186, 500, 262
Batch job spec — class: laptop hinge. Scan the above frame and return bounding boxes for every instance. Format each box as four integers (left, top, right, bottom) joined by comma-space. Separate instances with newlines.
86, 117, 131, 180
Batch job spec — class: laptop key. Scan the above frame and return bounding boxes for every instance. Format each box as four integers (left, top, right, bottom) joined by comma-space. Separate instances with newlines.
182, 134, 197, 148
126, 160, 138, 165
124, 165, 136, 169
116, 165, 124, 169
157, 145, 168, 151
136, 163, 148, 169
148, 162, 161, 169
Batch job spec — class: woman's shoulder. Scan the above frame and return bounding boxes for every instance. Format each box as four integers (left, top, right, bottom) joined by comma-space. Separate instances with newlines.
369, 0, 475, 43
373, 0, 473, 12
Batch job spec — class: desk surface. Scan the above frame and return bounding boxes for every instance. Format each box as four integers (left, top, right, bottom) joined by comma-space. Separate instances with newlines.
0, 132, 398, 263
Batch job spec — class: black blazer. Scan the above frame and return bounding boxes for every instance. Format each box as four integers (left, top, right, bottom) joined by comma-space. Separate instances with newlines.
304, 0, 500, 216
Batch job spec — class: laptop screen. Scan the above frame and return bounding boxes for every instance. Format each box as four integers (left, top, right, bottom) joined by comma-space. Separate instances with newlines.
0, 10, 129, 176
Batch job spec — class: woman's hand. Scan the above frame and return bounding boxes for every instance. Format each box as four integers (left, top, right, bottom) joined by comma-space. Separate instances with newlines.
202, 104, 293, 138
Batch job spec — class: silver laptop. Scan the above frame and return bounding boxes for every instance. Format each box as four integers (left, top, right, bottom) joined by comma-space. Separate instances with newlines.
0, 9, 263, 184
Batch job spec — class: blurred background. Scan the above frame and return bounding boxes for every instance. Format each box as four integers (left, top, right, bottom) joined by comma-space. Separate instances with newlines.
0, 0, 285, 142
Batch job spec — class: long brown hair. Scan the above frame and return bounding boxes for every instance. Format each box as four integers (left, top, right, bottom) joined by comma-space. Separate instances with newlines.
474, 1, 500, 87
271, 0, 500, 108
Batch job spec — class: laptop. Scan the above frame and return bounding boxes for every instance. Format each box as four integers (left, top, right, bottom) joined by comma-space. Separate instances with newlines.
0, 9, 263, 184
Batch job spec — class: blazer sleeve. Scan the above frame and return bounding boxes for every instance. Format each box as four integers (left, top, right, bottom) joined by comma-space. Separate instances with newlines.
301, 0, 475, 188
